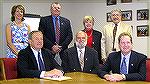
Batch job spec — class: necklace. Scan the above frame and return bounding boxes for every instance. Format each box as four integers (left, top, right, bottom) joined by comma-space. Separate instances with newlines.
85, 30, 93, 38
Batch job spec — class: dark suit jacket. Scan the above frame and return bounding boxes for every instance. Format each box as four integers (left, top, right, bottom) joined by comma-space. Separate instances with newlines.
61, 46, 100, 74
39, 15, 73, 54
98, 50, 147, 81
17, 46, 62, 78
92, 30, 102, 64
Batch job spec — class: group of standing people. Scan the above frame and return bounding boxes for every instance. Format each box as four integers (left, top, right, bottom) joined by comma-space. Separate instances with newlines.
5, 2, 146, 82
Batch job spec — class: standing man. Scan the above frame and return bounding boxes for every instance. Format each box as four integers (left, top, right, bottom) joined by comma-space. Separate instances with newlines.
62, 31, 100, 74
98, 32, 146, 81
39, 2, 73, 65
101, 9, 132, 60
17, 31, 63, 78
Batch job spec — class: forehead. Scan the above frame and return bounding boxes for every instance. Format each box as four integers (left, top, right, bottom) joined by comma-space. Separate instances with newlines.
111, 11, 121, 15
120, 36, 131, 41
77, 33, 86, 37
51, 3, 61, 8
32, 32, 43, 37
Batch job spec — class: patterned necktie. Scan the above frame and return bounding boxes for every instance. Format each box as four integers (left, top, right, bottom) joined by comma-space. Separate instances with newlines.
112, 24, 118, 51
38, 52, 45, 71
120, 57, 127, 74
79, 50, 84, 71
55, 17, 60, 44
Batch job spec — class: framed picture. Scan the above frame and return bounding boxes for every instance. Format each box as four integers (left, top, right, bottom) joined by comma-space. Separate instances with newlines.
137, 9, 149, 20
106, 12, 112, 22
121, 10, 132, 21
107, 0, 116, 6
137, 25, 149, 37
121, 0, 132, 3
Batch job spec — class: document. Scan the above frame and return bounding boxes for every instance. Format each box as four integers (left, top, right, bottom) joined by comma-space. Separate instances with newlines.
43, 76, 72, 81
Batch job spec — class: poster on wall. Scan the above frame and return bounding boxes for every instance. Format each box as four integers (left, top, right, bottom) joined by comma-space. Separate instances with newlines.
107, 0, 116, 6
137, 25, 149, 37
121, 0, 132, 3
137, 9, 149, 20
23, 14, 41, 32
121, 10, 132, 21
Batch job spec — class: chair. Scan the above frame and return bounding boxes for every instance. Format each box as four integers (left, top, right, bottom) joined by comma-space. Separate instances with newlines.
146, 58, 150, 81
0, 58, 17, 80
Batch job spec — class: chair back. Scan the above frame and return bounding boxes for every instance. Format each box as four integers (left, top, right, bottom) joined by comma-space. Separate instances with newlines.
0, 58, 17, 80
146, 58, 150, 81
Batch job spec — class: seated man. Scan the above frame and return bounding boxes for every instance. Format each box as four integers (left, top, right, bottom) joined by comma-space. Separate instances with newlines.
17, 31, 63, 78
61, 31, 100, 74
98, 32, 146, 81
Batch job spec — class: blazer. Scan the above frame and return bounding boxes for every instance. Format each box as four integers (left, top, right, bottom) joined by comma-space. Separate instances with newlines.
61, 46, 100, 74
17, 46, 62, 78
39, 15, 73, 53
98, 50, 147, 81
101, 21, 132, 59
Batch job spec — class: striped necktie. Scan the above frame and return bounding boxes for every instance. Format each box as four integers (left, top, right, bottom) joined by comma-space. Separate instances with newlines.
55, 17, 60, 44
112, 24, 118, 51
38, 52, 45, 71
79, 50, 84, 71
120, 57, 127, 74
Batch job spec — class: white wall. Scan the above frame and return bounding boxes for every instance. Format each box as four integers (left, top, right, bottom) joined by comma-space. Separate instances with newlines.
1, 0, 150, 57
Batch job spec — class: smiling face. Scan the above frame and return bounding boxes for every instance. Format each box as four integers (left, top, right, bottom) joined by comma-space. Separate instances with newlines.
111, 11, 122, 24
75, 31, 87, 49
51, 3, 61, 16
29, 32, 43, 51
119, 35, 132, 55
83, 16, 94, 31
14, 7, 24, 21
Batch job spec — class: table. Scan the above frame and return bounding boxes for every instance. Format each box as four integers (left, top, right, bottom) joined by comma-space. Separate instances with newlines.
0, 72, 149, 84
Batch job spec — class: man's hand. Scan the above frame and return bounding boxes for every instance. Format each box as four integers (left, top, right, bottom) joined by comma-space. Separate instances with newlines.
104, 74, 124, 82
44, 69, 63, 77
52, 45, 62, 54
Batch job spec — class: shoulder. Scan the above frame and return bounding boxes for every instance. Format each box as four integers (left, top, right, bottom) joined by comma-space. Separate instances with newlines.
40, 15, 52, 20
86, 47, 97, 53
108, 51, 121, 58
64, 46, 76, 52
131, 50, 147, 59
120, 22, 131, 27
60, 16, 70, 21
93, 30, 102, 35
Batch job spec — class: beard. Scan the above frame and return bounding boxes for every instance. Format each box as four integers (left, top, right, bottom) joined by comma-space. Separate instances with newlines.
75, 40, 87, 49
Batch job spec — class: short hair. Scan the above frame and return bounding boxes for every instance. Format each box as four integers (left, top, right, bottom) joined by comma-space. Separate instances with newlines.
118, 32, 132, 43
51, 2, 61, 8
76, 31, 87, 40
11, 5, 25, 21
83, 16, 94, 25
111, 9, 122, 15
28, 31, 42, 40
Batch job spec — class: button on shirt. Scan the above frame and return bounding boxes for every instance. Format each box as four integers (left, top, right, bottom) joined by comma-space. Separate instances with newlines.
120, 52, 131, 74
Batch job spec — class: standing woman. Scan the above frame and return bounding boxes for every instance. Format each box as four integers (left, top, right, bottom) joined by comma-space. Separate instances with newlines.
83, 16, 103, 64
6, 5, 30, 58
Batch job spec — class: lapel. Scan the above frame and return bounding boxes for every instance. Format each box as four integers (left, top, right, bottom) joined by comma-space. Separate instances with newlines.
83, 47, 89, 71
59, 17, 63, 42
116, 52, 122, 73
71, 47, 82, 71
28, 46, 39, 69
48, 15, 55, 40
128, 50, 135, 73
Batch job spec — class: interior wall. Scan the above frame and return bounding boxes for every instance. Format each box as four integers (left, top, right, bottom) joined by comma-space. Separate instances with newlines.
1, 0, 149, 58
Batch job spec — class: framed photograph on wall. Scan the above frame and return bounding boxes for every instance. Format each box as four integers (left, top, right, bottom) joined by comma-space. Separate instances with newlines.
106, 12, 112, 22
121, 0, 132, 3
137, 25, 149, 37
121, 10, 132, 21
137, 9, 149, 20
107, 0, 116, 6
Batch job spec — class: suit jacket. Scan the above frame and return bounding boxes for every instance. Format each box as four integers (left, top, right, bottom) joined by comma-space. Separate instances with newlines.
101, 21, 132, 58
17, 46, 62, 78
98, 50, 146, 81
39, 15, 73, 54
62, 46, 100, 74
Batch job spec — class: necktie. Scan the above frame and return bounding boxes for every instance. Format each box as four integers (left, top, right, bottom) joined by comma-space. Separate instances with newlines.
55, 17, 60, 44
38, 52, 45, 71
79, 50, 84, 71
112, 24, 118, 51
120, 57, 127, 74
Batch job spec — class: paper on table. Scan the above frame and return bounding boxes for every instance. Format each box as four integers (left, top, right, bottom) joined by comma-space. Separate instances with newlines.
43, 76, 72, 81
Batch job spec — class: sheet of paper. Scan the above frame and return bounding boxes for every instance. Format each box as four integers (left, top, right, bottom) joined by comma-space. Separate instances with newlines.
43, 76, 72, 81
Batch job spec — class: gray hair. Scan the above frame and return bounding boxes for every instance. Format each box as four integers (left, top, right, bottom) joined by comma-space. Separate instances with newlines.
28, 30, 42, 40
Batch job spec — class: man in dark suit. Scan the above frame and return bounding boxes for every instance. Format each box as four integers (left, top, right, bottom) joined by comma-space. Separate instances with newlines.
17, 31, 63, 78
62, 31, 100, 74
39, 2, 73, 65
98, 32, 146, 81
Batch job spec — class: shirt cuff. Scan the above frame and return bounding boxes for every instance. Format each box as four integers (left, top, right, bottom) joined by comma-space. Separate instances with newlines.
122, 74, 126, 80
40, 71, 46, 78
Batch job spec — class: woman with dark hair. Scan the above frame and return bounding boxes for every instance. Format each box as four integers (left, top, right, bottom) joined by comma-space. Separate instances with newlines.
6, 5, 30, 58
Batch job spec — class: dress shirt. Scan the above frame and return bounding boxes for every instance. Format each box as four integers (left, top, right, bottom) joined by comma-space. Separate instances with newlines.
30, 47, 45, 78
77, 47, 85, 59
120, 52, 131, 74
52, 16, 60, 33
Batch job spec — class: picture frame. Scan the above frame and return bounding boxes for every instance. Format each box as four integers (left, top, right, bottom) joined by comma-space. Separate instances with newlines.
137, 25, 149, 37
106, 12, 112, 22
137, 9, 149, 20
121, 10, 132, 21
121, 0, 132, 3
107, 0, 117, 6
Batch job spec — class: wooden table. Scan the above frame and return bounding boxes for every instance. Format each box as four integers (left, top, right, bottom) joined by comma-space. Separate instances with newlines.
0, 72, 149, 84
